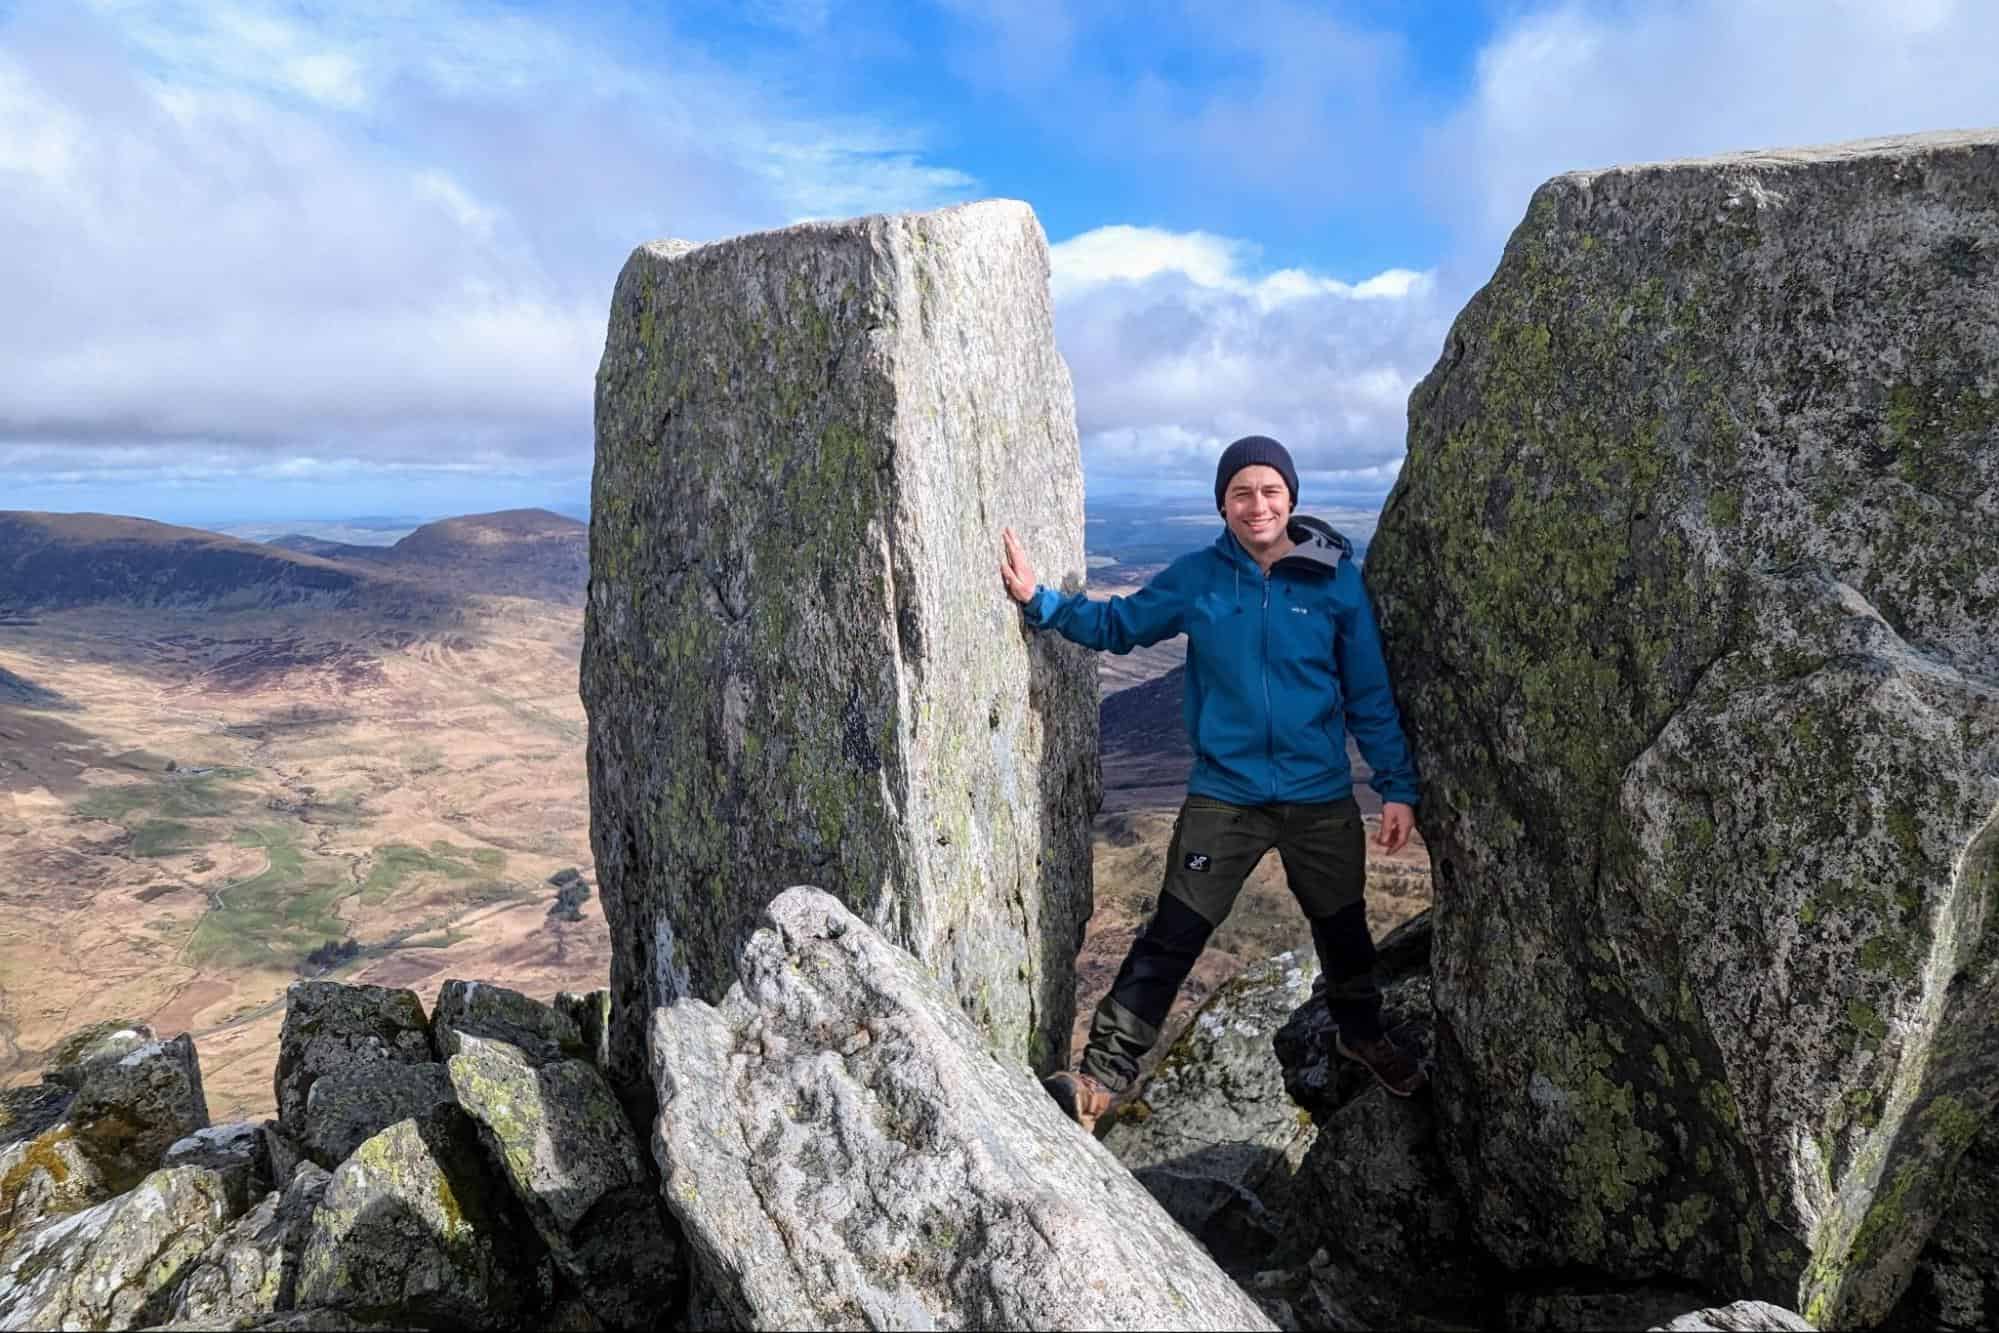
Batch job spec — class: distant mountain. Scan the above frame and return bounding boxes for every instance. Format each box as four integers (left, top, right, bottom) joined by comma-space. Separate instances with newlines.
383, 509, 586, 604
266, 534, 396, 563
0, 512, 389, 613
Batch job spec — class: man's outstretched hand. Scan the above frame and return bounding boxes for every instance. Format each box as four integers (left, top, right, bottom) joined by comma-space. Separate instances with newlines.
1373, 802, 1415, 856
1000, 528, 1036, 605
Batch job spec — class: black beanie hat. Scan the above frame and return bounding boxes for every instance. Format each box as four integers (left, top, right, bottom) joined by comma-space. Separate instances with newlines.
1214, 435, 1299, 512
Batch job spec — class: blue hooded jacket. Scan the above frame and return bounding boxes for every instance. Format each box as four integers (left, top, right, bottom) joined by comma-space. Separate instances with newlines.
1024, 514, 1420, 809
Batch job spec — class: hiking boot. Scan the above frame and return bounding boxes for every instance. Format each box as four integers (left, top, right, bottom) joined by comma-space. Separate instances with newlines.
1041, 1069, 1114, 1133
1335, 1031, 1427, 1098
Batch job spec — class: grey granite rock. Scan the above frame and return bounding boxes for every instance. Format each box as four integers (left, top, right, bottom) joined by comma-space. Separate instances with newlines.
297, 1062, 457, 1170
1100, 950, 1321, 1267
553, 990, 611, 1071
650, 886, 1274, 1331
259, 1121, 306, 1191
40, 1020, 155, 1091
272, 981, 433, 1129
0, 1165, 234, 1330
1889, 1116, 1999, 1330
0, 1087, 71, 1152
1367, 130, 1999, 1326
585, 199, 1100, 1107
446, 1034, 677, 1328
67, 1034, 210, 1189
431, 979, 586, 1066
166, 1162, 330, 1326
1653, 1300, 1817, 1331
0, 1126, 109, 1243
294, 1107, 543, 1326
164, 1121, 269, 1213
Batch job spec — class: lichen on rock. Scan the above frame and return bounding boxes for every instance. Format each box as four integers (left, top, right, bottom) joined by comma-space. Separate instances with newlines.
1366, 129, 1999, 1326
584, 199, 1100, 1112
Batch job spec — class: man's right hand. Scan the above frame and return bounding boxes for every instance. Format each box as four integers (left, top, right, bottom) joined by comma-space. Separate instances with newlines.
1000, 528, 1037, 605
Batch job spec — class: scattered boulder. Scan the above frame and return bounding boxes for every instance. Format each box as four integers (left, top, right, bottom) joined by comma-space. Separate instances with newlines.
447, 1033, 679, 1327
1367, 129, 1999, 1324
1653, 1301, 1817, 1331
273, 981, 433, 1127
431, 979, 587, 1066
41, 1020, 155, 1090
0, 1165, 236, 1330
585, 200, 1101, 1107
66, 1032, 210, 1189
650, 886, 1276, 1331
166, 1161, 330, 1327
294, 1107, 545, 1326
295, 1062, 457, 1171
1100, 950, 1321, 1267
163, 1120, 270, 1213
547, 869, 591, 923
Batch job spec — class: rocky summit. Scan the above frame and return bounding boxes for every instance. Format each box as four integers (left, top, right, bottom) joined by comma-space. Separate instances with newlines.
1368, 129, 1999, 1326
583, 199, 1100, 1110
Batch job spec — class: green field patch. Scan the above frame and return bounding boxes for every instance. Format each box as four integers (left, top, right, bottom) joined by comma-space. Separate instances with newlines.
184, 825, 353, 969
132, 819, 200, 857
75, 766, 253, 825
360, 840, 509, 905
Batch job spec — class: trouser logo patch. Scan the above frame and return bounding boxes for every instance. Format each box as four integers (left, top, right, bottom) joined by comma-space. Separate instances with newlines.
1183, 852, 1212, 872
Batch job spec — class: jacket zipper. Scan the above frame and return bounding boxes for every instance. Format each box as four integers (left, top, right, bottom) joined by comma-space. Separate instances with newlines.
1261, 571, 1274, 802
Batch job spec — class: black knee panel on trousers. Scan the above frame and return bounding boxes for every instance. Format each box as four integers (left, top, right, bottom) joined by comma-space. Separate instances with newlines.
1108, 890, 1216, 1033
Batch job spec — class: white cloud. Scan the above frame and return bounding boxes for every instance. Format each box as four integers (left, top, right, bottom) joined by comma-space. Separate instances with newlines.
0, 0, 975, 477
1430, 0, 1999, 261
1050, 225, 1450, 497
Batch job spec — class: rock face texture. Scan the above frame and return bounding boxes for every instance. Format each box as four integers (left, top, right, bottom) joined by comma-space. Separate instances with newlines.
650, 886, 1275, 1331
1367, 130, 1999, 1326
585, 200, 1100, 1105
273, 981, 434, 1127
1100, 950, 1321, 1267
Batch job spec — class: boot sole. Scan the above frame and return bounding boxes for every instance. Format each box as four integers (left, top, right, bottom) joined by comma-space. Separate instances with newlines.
1335, 1035, 1427, 1099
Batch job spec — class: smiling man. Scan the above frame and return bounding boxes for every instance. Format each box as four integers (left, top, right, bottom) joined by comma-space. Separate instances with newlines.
1001, 434, 1424, 1131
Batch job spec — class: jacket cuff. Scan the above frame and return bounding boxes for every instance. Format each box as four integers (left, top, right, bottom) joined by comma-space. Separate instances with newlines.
1022, 586, 1059, 627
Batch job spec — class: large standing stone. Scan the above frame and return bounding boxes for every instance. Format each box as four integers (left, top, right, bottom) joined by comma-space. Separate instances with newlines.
585, 200, 1100, 1106
272, 982, 434, 1129
296, 1063, 457, 1170
1367, 130, 1999, 1327
430, 979, 586, 1066
650, 886, 1275, 1331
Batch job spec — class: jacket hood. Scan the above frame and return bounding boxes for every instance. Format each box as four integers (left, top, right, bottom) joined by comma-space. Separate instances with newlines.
1211, 513, 1353, 575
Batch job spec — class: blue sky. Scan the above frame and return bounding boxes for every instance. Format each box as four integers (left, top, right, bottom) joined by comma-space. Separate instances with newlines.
2, 0, 1995, 525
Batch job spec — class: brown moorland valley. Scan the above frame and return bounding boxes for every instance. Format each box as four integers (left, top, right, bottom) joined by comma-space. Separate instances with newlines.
0, 507, 1429, 1119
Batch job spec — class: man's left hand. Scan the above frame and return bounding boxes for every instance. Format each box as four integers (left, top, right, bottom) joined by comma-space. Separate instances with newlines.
1373, 802, 1415, 856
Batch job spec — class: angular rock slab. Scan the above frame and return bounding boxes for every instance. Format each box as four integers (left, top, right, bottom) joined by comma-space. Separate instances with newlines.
447, 1034, 678, 1328
650, 886, 1275, 1331
1367, 130, 1999, 1324
1654, 1301, 1817, 1331
297, 1062, 457, 1170
431, 979, 586, 1066
0, 1165, 234, 1330
0, 1126, 110, 1243
41, 1019, 155, 1091
294, 1108, 542, 1326
1101, 951, 1320, 1267
587, 199, 1100, 1103
168, 1162, 330, 1327
273, 981, 434, 1128
67, 1033, 210, 1188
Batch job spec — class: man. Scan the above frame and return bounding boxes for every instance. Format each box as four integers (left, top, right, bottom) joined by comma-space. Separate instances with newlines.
1000, 434, 1424, 1132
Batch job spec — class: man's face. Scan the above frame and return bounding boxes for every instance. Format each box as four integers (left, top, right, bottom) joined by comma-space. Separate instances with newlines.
1223, 464, 1293, 554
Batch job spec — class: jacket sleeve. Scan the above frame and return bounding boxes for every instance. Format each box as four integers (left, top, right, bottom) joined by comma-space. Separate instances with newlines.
1334, 565, 1421, 808
1021, 559, 1190, 654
